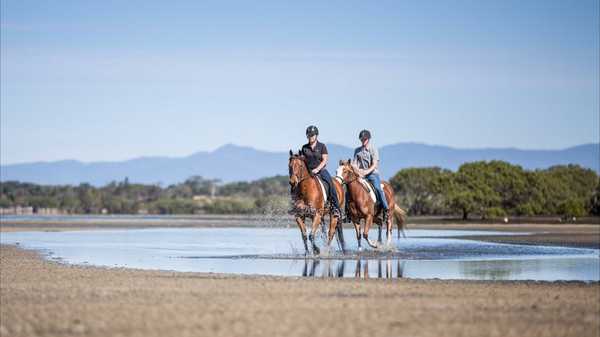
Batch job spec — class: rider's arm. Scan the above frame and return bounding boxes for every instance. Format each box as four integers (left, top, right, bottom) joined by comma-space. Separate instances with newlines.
311, 144, 328, 174
363, 159, 378, 175
313, 154, 328, 173
362, 144, 379, 176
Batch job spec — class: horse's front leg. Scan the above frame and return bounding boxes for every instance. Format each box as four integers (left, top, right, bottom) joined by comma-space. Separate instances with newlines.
309, 213, 323, 255
353, 221, 362, 252
363, 214, 379, 248
327, 213, 339, 248
333, 214, 346, 254
295, 216, 309, 255
386, 214, 393, 246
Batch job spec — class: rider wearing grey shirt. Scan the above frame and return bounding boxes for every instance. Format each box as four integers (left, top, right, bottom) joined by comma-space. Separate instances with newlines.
352, 142, 380, 175
349, 129, 389, 222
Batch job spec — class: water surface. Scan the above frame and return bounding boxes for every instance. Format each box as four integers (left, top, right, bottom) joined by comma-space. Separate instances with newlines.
1, 228, 598, 281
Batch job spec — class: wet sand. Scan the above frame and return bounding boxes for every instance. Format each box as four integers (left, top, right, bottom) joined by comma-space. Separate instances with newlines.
1, 245, 599, 337
1, 219, 600, 337
416, 223, 600, 249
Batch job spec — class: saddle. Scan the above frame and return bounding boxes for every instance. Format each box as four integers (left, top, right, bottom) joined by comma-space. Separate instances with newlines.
358, 178, 384, 204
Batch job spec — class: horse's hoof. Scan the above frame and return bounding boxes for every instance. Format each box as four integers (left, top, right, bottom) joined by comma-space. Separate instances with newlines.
358, 247, 363, 253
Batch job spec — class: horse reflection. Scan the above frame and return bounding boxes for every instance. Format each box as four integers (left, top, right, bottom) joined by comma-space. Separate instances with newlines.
301, 258, 405, 279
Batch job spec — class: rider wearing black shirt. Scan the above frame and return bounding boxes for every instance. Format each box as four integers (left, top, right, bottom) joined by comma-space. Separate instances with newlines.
301, 125, 341, 217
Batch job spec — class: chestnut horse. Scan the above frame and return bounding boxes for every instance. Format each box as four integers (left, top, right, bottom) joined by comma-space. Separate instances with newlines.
336, 160, 407, 250
288, 151, 345, 255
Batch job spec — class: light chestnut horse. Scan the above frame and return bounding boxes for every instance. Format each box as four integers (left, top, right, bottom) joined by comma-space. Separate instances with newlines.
288, 151, 345, 255
336, 160, 407, 250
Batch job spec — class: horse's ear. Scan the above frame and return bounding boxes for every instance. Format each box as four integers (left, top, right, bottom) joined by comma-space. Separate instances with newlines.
289, 150, 293, 157
346, 158, 351, 164
339, 160, 344, 166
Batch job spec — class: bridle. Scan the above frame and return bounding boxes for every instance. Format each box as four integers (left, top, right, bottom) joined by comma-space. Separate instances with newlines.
337, 164, 360, 186
289, 157, 311, 187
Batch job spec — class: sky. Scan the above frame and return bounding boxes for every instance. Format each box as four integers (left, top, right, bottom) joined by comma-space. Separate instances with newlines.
1, 0, 598, 164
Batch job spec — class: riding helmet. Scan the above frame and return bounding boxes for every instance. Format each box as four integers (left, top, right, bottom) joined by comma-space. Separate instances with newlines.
306, 125, 319, 137
359, 129, 371, 140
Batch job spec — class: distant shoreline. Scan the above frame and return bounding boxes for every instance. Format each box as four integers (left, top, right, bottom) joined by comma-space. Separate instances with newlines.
1, 213, 598, 225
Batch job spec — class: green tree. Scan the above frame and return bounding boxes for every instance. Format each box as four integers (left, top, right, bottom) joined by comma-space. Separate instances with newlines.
557, 198, 587, 219
588, 181, 600, 216
390, 167, 453, 215
447, 162, 502, 219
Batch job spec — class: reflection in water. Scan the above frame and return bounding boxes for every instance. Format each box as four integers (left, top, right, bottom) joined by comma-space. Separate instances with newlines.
303, 259, 406, 279
460, 260, 525, 280
296, 257, 599, 281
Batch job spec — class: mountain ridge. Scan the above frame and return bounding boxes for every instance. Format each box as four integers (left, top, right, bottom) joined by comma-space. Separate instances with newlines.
1, 143, 598, 186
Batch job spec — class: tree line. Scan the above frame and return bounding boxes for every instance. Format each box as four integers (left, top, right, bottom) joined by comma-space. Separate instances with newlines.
1, 161, 599, 219
390, 162, 599, 219
0, 176, 290, 215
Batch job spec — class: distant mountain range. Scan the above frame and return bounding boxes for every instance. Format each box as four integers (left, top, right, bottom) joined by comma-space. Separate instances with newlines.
1, 143, 598, 186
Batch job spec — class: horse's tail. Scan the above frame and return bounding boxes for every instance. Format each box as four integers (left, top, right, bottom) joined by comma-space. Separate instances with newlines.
393, 204, 407, 238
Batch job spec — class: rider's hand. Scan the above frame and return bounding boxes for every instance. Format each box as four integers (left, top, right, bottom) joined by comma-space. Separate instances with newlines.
359, 169, 366, 178
311, 168, 319, 175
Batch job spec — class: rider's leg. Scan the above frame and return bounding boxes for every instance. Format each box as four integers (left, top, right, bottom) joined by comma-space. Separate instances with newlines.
319, 170, 341, 216
366, 173, 388, 210
366, 173, 389, 222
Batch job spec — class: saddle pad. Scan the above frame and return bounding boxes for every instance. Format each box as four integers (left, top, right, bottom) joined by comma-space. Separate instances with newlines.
359, 178, 384, 203
316, 177, 327, 204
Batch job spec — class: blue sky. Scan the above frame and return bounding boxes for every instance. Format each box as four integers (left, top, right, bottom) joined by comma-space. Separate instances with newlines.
1, 0, 598, 164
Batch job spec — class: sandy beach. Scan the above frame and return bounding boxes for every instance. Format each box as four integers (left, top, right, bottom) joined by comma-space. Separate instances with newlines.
1, 220, 599, 337
1, 245, 599, 337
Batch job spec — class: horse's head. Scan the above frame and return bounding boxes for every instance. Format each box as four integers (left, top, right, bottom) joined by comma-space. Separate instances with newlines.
337, 159, 360, 183
289, 150, 308, 188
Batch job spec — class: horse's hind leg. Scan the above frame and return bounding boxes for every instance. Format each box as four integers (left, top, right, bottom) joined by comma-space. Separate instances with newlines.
295, 216, 309, 255
309, 213, 323, 255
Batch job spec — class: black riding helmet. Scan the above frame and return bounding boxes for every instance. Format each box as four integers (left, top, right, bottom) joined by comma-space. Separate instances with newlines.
306, 125, 319, 137
359, 129, 371, 140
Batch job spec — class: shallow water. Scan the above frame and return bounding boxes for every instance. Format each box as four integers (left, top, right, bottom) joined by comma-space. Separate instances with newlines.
1, 228, 598, 281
